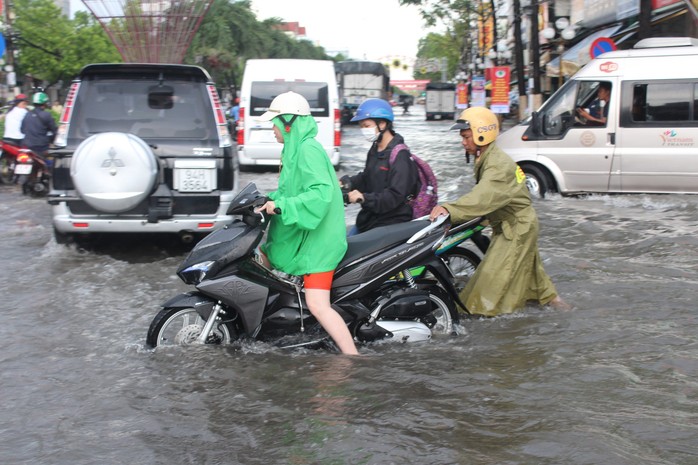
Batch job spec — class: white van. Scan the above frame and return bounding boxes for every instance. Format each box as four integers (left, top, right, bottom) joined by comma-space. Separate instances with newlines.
237, 59, 341, 167
498, 37, 698, 197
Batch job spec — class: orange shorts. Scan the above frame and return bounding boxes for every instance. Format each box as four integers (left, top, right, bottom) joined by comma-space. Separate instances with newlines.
303, 271, 334, 290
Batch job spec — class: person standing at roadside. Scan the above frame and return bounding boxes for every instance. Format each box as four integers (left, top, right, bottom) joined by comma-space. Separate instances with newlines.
20, 92, 57, 156
429, 107, 569, 317
254, 91, 359, 355
3, 94, 29, 146
341, 98, 419, 235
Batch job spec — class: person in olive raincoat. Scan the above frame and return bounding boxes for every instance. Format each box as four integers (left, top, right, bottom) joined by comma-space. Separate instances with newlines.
254, 91, 359, 355
429, 107, 568, 317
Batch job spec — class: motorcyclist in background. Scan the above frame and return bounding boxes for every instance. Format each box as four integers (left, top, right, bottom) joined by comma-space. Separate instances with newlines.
3, 94, 29, 146
20, 92, 57, 157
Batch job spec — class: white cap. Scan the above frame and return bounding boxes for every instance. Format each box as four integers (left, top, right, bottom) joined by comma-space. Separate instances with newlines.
257, 91, 311, 121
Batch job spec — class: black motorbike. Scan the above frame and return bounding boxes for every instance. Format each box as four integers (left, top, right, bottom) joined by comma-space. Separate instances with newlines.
339, 178, 489, 294
146, 183, 482, 351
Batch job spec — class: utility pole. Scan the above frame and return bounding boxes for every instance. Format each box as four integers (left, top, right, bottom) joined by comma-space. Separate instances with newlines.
513, 0, 527, 120
530, 0, 543, 110
639, 0, 652, 40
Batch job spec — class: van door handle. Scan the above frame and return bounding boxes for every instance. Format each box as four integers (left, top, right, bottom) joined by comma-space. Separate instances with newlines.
608, 133, 616, 145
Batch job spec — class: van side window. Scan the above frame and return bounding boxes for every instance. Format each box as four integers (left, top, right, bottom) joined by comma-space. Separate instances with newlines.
629, 83, 692, 123
574, 81, 612, 127
647, 83, 690, 121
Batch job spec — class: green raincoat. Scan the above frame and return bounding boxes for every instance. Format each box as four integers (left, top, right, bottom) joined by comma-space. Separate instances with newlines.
261, 115, 347, 276
443, 143, 558, 316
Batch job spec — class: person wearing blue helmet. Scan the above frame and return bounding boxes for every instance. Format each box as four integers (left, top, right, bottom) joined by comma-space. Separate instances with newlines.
341, 98, 419, 234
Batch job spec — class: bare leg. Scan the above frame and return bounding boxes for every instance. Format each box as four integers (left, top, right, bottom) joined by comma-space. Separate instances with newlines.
305, 288, 359, 355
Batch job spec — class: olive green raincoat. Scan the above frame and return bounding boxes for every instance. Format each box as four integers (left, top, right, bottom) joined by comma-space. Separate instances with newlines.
443, 143, 558, 316
261, 115, 347, 276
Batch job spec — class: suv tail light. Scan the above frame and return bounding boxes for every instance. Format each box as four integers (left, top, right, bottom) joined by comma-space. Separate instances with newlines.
237, 107, 244, 146
206, 85, 231, 147
334, 109, 341, 147
54, 82, 80, 147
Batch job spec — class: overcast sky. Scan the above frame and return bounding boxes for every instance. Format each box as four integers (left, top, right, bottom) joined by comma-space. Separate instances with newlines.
249, 0, 426, 63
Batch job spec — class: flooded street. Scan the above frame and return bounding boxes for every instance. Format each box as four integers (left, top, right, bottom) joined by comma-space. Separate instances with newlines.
2, 105, 697, 464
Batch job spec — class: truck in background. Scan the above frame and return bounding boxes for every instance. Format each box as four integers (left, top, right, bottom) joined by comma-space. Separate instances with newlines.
425, 82, 456, 121
335, 61, 390, 124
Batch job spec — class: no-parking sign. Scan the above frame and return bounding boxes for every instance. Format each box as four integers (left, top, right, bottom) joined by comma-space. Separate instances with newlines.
590, 37, 617, 59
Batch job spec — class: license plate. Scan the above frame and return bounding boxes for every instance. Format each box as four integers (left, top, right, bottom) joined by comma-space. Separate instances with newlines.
175, 168, 215, 192
14, 164, 33, 175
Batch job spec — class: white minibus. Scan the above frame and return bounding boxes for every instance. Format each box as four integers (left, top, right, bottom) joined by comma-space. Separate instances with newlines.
237, 59, 341, 168
498, 37, 698, 196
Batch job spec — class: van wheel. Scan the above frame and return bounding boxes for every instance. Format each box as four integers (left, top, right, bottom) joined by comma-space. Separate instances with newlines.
522, 165, 552, 199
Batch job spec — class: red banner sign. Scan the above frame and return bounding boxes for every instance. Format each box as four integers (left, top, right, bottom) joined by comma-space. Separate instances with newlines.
489, 66, 510, 114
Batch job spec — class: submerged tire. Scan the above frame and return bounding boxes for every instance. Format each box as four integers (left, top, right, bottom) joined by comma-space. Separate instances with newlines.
522, 164, 553, 199
146, 307, 238, 348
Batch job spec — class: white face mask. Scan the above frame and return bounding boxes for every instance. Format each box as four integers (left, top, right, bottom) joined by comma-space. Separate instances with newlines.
599, 99, 606, 108
361, 126, 379, 142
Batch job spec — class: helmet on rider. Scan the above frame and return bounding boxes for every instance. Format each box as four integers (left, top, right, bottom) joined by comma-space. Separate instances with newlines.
258, 91, 310, 121
350, 98, 394, 122
32, 92, 49, 106
450, 107, 499, 146
257, 91, 311, 131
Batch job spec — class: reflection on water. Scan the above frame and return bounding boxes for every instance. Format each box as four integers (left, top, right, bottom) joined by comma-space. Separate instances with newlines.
1, 108, 698, 464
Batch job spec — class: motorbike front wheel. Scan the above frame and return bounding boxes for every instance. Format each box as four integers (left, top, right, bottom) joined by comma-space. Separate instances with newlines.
146, 307, 238, 348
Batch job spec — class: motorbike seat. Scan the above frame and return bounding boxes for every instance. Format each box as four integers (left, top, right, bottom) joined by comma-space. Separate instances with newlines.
338, 220, 431, 268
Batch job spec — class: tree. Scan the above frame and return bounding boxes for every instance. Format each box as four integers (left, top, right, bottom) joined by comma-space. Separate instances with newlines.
400, 0, 494, 77
185, 1, 331, 92
414, 32, 460, 81
13, 0, 121, 90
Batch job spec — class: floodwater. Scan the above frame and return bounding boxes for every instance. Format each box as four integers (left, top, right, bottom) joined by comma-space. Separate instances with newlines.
1, 106, 697, 464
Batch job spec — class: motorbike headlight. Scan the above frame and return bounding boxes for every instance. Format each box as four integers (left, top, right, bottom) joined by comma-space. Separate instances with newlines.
180, 260, 215, 284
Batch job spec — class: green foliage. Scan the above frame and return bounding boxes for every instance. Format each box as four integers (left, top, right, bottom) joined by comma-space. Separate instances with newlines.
10, 0, 333, 94
13, 0, 121, 87
400, 0, 477, 80
184, 0, 331, 91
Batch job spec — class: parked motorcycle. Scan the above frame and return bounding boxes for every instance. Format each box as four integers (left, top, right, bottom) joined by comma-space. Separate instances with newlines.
0, 140, 50, 196
0, 140, 21, 185
146, 183, 477, 351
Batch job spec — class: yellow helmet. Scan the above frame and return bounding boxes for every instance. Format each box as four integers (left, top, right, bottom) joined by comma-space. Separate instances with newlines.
450, 107, 499, 146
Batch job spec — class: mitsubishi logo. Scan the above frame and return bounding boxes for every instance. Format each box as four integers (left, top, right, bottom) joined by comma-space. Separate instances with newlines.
101, 147, 124, 176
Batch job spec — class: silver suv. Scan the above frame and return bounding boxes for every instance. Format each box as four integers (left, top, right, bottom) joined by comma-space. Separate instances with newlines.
49, 63, 238, 244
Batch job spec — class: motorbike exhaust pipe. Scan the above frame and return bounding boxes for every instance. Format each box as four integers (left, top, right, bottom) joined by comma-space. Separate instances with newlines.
376, 321, 432, 342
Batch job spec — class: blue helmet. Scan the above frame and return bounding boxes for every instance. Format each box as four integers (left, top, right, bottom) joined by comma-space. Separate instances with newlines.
350, 98, 394, 122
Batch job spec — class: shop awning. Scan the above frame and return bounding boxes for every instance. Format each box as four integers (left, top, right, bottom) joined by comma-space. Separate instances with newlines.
545, 25, 623, 77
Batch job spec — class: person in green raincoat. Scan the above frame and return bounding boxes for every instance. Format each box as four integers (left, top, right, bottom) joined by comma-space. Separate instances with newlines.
255, 91, 359, 355
429, 107, 568, 317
